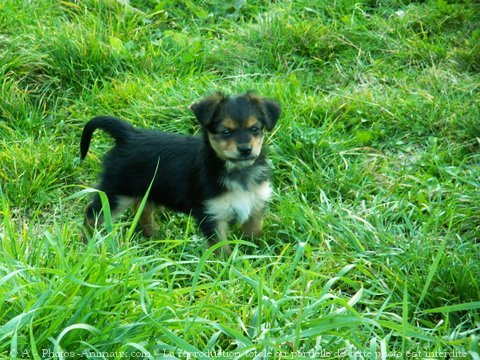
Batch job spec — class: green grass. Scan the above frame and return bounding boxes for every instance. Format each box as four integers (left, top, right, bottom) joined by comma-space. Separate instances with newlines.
1, 0, 479, 358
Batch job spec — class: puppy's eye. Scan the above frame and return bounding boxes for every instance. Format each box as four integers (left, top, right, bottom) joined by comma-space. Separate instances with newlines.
250, 126, 260, 134
222, 129, 233, 136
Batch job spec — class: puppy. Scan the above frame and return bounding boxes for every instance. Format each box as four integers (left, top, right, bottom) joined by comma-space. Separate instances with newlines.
80, 92, 281, 254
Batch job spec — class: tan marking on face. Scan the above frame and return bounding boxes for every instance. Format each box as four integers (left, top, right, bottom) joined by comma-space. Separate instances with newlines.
245, 117, 263, 157
222, 117, 238, 130
246, 116, 260, 128
209, 133, 263, 162
251, 135, 264, 154
208, 133, 237, 160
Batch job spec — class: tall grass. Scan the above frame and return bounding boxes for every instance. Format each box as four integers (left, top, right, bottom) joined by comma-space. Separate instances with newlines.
1, 0, 479, 358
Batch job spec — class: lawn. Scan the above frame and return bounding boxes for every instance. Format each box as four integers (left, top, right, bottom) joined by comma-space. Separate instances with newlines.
0, 0, 479, 358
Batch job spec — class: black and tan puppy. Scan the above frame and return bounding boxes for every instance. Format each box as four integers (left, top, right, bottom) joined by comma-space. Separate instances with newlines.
80, 92, 281, 254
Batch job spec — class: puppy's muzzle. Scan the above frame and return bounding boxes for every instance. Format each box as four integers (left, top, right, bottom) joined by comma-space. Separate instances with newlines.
238, 145, 253, 157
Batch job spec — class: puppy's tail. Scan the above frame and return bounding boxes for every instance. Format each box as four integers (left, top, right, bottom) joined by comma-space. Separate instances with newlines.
80, 116, 135, 160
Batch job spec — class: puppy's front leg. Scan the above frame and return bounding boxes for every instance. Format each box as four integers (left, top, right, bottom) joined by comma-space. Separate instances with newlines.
242, 209, 264, 237
83, 213, 98, 242
199, 216, 232, 256
133, 200, 156, 237
212, 220, 232, 256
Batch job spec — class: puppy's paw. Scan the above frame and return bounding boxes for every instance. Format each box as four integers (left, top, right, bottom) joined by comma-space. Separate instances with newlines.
141, 225, 156, 238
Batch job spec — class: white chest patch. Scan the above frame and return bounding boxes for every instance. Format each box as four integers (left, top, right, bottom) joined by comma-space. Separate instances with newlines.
205, 181, 272, 224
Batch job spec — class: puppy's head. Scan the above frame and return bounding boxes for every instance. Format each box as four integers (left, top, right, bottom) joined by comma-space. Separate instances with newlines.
190, 92, 281, 168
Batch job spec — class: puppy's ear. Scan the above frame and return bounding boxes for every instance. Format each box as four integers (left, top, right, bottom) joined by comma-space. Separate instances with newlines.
260, 98, 281, 131
190, 92, 225, 127
248, 93, 281, 131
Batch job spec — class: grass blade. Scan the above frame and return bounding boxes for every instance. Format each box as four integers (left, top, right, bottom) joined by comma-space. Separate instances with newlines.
424, 301, 480, 314
417, 237, 448, 308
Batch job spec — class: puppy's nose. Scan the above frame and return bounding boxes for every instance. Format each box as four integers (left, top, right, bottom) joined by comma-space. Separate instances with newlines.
238, 145, 252, 157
